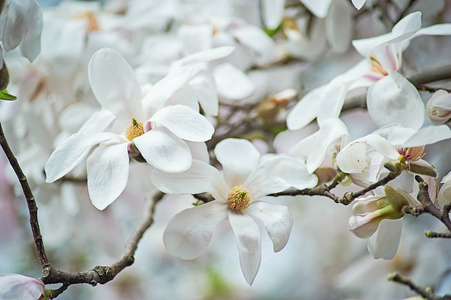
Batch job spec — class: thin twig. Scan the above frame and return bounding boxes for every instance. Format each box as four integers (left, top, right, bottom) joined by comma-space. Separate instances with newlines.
425, 231, 451, 239
388, 273, 451, 300
0, 122, 49, 268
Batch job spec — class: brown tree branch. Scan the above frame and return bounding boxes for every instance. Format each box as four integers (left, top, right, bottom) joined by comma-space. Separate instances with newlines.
0, 122, 49, 268
388, 273, 451, 300
41, 192, 164, 298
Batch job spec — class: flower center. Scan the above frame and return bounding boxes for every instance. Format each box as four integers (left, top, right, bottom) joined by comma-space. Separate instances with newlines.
369, 57, 388, 76
227, 185, 251, 210
125, 119, 144, 141
397, 146, 425, 162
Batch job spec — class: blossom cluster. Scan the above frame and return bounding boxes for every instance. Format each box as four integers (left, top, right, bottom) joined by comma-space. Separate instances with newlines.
1, 0, 451, 299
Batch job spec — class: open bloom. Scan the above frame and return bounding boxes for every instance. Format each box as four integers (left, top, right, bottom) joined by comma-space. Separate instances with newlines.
0, 274, 45, 300
151, 138, 317, 285
45, 48, 214, 210
287, 12, 451, 130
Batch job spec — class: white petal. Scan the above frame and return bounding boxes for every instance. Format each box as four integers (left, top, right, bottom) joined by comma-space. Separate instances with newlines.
367, 72, 424, 129
186, 141, 209, 163
286, 86, 324, 130
163, 201, 228, 259
188, 70, 218, 116
87, 142, 129, 210
261, 0, 285, 29
45, 132, 119, 183
307, 118, 350, 173
214, 139, 261, 188
390, 12, 422, 43
413, 23, 451, 38
1, 0, 28, 51
177, 24, 212, 55
402, 125, 451, 147
89, 48, 143, 120
300, 0, 333, 18
150, 160, 219, 194
214, 63, 255, 100
368, 218, 403, 259
336, 142, 370, 173
246, 202, 293, 252
228, 211, 261, 285
172, 46, 235, 68
19, 0, 43, 62
134, 128, 192, 173
317, 78, 353, 125
231, 25, 277, 63
270, 156, 318, 189
150, 105, 214, 142
326, 0, 353, 53
0, 274, 44, 299
351, 0, 366, 9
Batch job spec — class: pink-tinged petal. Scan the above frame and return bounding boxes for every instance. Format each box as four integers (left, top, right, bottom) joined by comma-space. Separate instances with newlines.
326, 0, 353, 53
367, 72, 424, 129
336, 142, 370, 173
214, 139, 260, 188
88, 48, 143, 120
188, 70, 218, 116
367, 218, 403, 259
150, 105, 214, 142
172, 46, 235, 68
134, 128, 192, 173
45, 132, 119, 183
351, 195, 382, 215
0, 274, 44, 300
150, 160, 220, 194
300, 0, 333, 18
87, 142, 129, 210
307, 118, 350, 173
349, 213, 382, 239
261, 0, 285, 29
286, 86, 324, 130
19, 0, 43, 62
142, 66, 193, 115
351, 0, 366, 9
246, 202, 293, 252
163, 201, 228, 259
402, 125, 451, 148
213, 63, 255, 100
228, 211, 261, 286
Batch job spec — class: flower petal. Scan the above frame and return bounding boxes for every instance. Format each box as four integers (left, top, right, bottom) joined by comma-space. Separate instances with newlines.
214, 138, 261, 187
261, 0, 285, 29
188, 70, 218, 116
87, 142, 130, 210
286, 86, 324, 130
89, 48, 143, 120
402, 125, 451, 147
228, 210, 261, 285
134, 128, 192, 173
163, 201, 228, 259
326, 0, 353, 53
19, 0, 43, 62
246, 202, 293, 252
0, 274, 44, 299
172, 46, 235, 68
300, 0, 333, 18
367, 72, 425, 129
336, 142, 370, 173
45, 132, 119, 183
367, 218, 403, 259
150, 105, 214, 142
214, 63, 255, 100
351, 0, 366, 9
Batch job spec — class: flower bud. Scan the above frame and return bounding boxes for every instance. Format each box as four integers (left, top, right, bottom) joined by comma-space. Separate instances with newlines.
426, 90, 451, 124
256, 89, 296, 123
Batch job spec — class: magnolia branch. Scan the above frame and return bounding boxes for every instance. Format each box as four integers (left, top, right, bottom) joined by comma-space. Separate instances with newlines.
387, 273, 451, 300
0, 122, 49, 268
403, 176, 451, 234
42, 192, 163, 299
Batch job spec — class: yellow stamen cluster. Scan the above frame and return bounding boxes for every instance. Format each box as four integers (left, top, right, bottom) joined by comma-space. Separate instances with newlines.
125, 119, 145, 141
397, 146, 425, 162
369, 57, 388, 76
227, 185, 251, 210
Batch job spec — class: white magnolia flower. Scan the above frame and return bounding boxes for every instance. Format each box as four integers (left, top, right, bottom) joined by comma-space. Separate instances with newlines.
0, 0, 43, 64
426, 90, 451, 125
151, 138, 317, 285
438, 171, 451, 208
0, 274, 45, 300
45, 48, 214, 210
287, 12, 451, 130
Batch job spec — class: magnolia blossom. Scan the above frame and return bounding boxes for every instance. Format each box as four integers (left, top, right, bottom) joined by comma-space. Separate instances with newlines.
426, 90, 451, 124
349, 186, 420, 259
0, 0, 43, 64
151, 138, 317, 285
45, 48, 214, 210
0, 274, 45, 300
287, 12, 451, 131
438, 171, 451, 208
